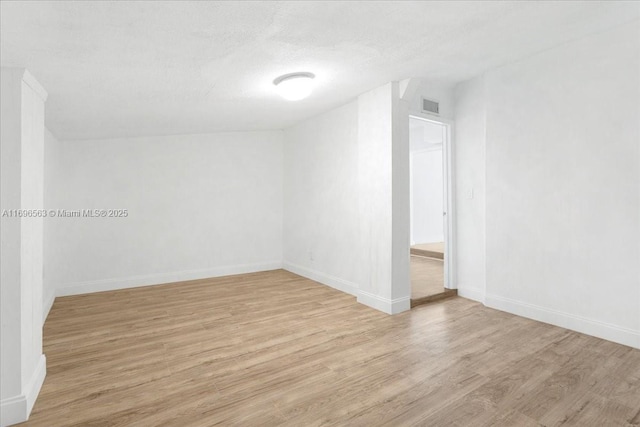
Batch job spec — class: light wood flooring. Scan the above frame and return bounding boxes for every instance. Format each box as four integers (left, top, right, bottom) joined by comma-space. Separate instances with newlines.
410, 255, 456, 307
411, 242, 444, 259
410, 255, 445, 299
21, 270, 640, 426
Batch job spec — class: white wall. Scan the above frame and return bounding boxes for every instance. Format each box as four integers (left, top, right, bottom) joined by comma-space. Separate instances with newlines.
1, 69, 23, 414
410, 146, 444, 245
358, 82, 411, 313
455, 21, 640, 348
283, 101, 362, 295
44, 82, 412, 319
47, 131, 284, 296
283, 82, 411, 314
1, 68, 47, 427
43, 128, 62, 321
453, 76, 487, 302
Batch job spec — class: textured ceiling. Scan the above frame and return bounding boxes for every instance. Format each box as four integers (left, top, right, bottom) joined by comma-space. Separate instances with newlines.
1, 1, 638, 140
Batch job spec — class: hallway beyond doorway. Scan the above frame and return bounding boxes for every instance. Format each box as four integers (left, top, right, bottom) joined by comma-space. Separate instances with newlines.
410, 253, 456, 307
410, 242, 444, 259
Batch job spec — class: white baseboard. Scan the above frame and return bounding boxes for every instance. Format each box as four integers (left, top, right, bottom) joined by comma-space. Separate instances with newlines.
55, 261, 283, 297
457, 286, 485, 303
485, 293, 640, 349
282, 262, 411, 315
357, 290, 410, 315
0, 354, 46, 427
42, 291, 55, 325
282, 261, 358, 296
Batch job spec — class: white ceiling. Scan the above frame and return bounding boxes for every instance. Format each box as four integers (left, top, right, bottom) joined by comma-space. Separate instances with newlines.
1, 1, 638, 140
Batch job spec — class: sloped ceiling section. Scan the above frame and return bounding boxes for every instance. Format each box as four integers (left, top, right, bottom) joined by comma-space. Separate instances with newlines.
1, 1, 638, 140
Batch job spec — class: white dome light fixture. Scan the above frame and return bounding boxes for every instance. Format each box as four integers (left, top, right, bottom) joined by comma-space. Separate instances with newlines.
273, 72, 315, 101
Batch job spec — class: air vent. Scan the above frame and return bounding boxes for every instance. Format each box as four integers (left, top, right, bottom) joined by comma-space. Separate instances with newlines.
422, 98, 440, 115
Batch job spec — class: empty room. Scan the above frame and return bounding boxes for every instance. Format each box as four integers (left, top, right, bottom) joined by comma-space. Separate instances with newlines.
1, 1, 639, 426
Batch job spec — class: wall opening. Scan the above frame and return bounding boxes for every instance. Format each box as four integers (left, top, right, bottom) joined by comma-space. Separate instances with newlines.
408, 115, 455, 307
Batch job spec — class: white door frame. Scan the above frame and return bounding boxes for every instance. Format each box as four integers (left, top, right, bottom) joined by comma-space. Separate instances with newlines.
409, 113, 456, 290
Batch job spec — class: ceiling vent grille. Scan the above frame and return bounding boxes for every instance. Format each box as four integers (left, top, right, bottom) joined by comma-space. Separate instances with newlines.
422, 98, 440, 115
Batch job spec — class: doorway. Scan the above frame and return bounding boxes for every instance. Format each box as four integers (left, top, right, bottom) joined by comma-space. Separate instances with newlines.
409, 115, 456, 307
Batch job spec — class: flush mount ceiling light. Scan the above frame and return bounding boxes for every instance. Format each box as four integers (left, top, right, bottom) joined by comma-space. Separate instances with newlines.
273, 72, 315, 101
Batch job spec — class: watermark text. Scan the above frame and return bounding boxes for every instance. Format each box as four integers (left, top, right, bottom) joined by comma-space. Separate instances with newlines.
2, 209, 129, 218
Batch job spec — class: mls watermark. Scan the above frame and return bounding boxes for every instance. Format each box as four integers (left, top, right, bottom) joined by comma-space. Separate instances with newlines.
1, 209, 129, 218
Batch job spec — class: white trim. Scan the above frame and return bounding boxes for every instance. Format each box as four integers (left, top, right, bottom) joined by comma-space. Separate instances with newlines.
409, 151, 414, 251
55, 262, 282, 297
409, 110, 454, 127
42, 291, 55, 325
281, 262, 412, 315
485, 293, 640, 349
444, 121, 456, 289
457, 286, 485, 303
357, 290, 411, 315
282, 261, 358, 296
25, 355, 46, 417
0, 355, 46, 427
0, 394, 24, 427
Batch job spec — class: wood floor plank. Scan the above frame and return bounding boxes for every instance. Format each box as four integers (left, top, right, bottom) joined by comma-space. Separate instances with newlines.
18, 269, 640, 426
